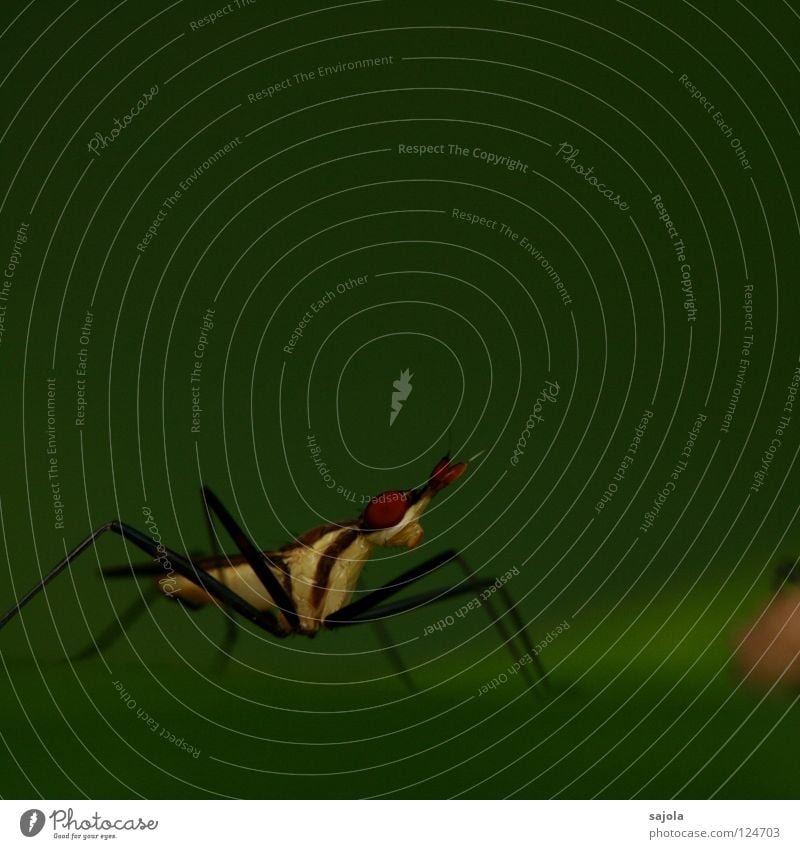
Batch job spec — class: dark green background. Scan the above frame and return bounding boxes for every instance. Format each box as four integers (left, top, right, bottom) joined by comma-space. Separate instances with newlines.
0, 0, 798, 799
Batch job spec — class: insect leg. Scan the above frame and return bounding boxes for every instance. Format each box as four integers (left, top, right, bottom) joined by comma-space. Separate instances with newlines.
455, 556, 548, 693
0, 521, 286, 638
325, 580, 494, 626
371, 619, 418, 693
326, 569, 494, 693
201, 487, 299, 631
494, 584, 548, 685
324, 549, 546, 693
345, 583, 494, 695
70, 583, 161, 662
324, 549, 462, 625
200, 488, 243, 667
212, 615, 240, 673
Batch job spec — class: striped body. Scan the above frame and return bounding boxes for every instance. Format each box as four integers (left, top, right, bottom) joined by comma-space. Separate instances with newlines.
0, 455, 470, 646
159, 499, 430, 635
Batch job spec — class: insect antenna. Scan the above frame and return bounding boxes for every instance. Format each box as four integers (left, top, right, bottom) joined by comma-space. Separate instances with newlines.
445, 425, 454, 459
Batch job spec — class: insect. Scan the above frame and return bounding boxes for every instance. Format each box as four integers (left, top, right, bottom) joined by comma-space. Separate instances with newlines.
0, 455, 547, 693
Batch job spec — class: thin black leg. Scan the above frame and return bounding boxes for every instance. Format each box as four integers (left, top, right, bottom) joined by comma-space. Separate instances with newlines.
202, 487, 298, 630
0, 521, 286, 638
323, 550, 547, 697
201, 489, 242, 668
101, 562, 164, 577
70, 583, 160, 662
327, 581, 494, 625
332, 584, 494, 696
456, 557, 547, 692
324, 549, 460, 626
495, 585, 548, 685
201, 487, 222, 560
371, 619, 418, 693
214, 615, 240, 673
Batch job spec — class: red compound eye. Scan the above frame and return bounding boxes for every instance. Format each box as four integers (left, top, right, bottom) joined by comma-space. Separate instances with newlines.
364, 490, 408, 529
